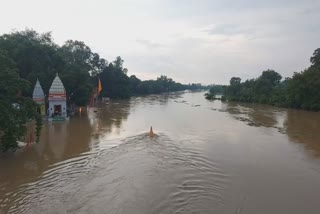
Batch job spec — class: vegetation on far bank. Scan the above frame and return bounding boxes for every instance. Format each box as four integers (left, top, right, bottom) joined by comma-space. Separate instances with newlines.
204, 86, 226, 101
206, 48, 320, 111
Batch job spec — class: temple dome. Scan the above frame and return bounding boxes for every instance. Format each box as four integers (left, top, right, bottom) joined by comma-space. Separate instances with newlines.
33, 79, 45, 103
49, 73, 66, 95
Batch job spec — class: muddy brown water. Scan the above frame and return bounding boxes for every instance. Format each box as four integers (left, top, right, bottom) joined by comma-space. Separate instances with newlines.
1, 91, 320, 214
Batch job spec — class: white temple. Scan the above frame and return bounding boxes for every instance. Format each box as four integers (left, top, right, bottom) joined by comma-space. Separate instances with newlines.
48, 73, 67, 118
32, 79, 46, 116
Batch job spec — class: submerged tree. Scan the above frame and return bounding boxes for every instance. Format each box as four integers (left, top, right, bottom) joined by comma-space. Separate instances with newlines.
0, 49, 41, 151
286, 49, 320, 110
223, 48, 320, 111
59, 40, 107, 106
205, 87, 216, 100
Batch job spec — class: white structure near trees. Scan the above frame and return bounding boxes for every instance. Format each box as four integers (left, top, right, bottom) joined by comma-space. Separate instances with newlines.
48, 73, 67, 118
32, 79, 46, 116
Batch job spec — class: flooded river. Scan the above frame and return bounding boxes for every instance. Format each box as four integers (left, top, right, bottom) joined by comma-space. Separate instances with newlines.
1, 91, 320, 214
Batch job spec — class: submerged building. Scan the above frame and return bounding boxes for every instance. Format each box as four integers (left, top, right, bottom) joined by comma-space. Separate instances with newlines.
32, 79, 46, 116
48, 73, 67, 118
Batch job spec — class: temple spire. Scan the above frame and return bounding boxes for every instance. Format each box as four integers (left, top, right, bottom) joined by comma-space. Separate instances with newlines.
33, 78, 45, 103
49, 73, 66, 95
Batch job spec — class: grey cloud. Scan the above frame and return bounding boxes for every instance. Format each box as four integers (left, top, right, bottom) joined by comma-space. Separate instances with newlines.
204, 24, 255, 36
136, 39, 164, 49
299, 5, 320, 15
160, 0, 313, 19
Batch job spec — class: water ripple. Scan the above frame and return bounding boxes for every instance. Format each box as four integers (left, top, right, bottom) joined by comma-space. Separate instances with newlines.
4, 133, 230, 214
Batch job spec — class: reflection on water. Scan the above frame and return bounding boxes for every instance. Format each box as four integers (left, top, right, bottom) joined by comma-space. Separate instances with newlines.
224, 102, 285, 129
1, 91, 320, 214
90, 100, 130, 138
0, 104, 130, 213
224, 102, 320, 157
286, 110, 320, 157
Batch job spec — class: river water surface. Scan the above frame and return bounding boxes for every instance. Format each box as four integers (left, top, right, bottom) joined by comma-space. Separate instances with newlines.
1, 91, 320, 214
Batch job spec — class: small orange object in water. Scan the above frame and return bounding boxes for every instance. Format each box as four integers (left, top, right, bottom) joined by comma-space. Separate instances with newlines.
149, 126, 155, 137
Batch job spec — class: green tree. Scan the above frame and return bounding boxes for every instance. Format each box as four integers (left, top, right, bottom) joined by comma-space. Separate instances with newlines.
205, 87, 216, 100
227, 77, 241, 99
0, 29, 63, 95
129, 75, 141, 94
310, 48, 320, 66
0, 49, 41, 151
287, 67, 320, 110
286, 49, 320, 110
99, 58, 131, 99
59, 40, 98, 106
223, 49, 320, 111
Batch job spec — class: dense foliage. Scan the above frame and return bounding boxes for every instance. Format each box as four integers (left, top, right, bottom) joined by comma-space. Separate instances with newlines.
207, 85, 224, 95
0, 49, 41, 151
225, 49, 320, 111
98, 58, 205, 99
0, 29, 205, 151
205, 87, 216, 100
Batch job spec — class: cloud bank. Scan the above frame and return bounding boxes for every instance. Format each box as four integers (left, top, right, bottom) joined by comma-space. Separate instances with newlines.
0, 0, 319, 84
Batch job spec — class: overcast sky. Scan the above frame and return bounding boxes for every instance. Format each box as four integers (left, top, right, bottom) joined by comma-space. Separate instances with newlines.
1, 0, 319, 84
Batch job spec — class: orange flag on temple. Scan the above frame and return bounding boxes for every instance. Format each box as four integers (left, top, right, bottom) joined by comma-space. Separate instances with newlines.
98, 78, 102, 93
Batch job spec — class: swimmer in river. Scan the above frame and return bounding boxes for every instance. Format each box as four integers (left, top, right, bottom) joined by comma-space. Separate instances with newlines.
149, 126, 155, 137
